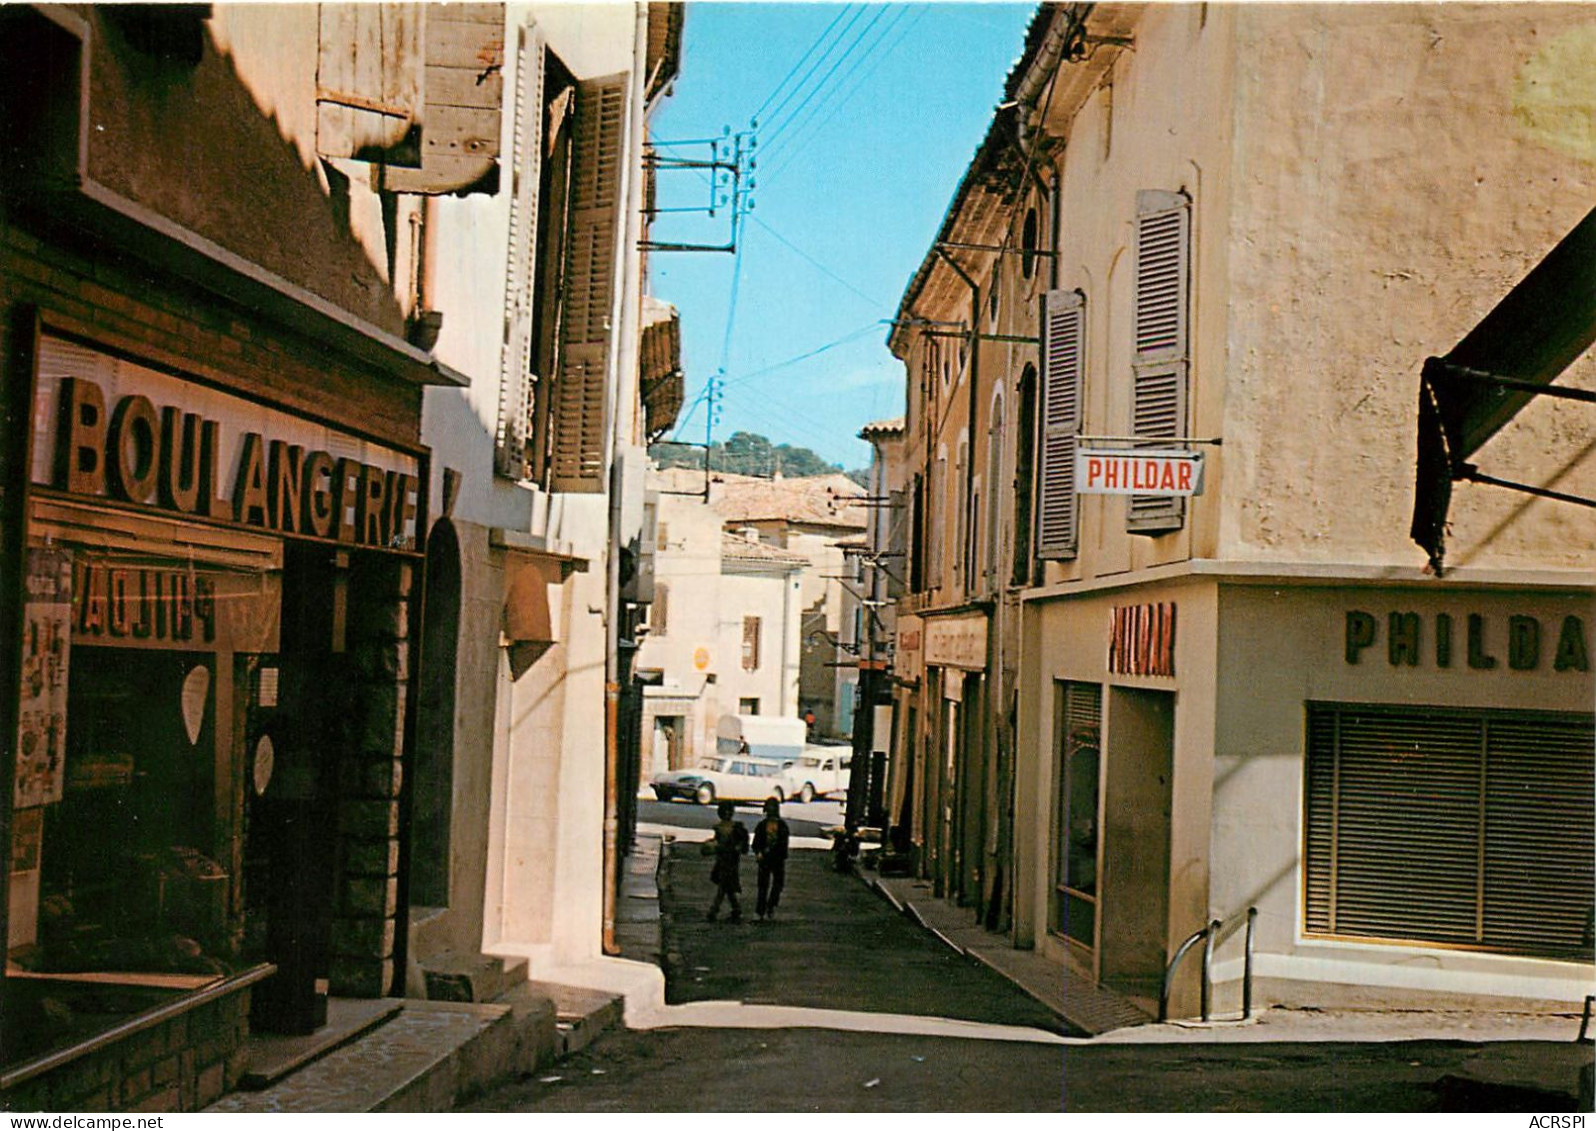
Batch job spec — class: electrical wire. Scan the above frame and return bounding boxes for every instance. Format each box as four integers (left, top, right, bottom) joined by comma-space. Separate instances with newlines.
719, 320, 885, 391
760, 6, 868, 137
750, 216, 887, 310
763, 6, 929, 182
760, 5, 913, 170
750, 4, 858, 126
761, 6, 889, 151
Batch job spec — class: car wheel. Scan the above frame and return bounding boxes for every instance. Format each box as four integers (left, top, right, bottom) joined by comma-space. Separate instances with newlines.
799, 783, 816, 804
696, 782, 715, 805
653, 788, 667, 802
771, 786, 785, 803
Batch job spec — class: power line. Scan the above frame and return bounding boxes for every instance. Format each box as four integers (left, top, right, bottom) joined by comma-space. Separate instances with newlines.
762, 6, 889, 151
760, 6, 868, 137
763, 6, 929, 182
750, 216, 887, 310
760, 5, 912, 169
750, 4, 857, 126
720, 320, 885, 391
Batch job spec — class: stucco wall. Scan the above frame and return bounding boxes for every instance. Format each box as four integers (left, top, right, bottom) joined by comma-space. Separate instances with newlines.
1222, 4, 1596, 569
1042, 3, 1237, 584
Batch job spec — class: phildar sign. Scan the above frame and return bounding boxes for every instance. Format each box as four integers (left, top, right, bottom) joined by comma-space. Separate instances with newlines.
33, 336, 421, 552
1077, 450, 1204, 496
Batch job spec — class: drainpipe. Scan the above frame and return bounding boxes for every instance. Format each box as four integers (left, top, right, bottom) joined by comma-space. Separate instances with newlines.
602, 2, 651, 958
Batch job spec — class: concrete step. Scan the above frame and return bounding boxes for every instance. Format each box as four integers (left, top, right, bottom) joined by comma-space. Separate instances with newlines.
420, 953, 530, 1004
204, 1000, 517, 1113
528, 981, 624, 1058
236, 997, 405, 1090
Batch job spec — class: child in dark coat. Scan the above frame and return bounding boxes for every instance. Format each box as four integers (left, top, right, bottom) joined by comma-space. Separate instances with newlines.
753, 796, 791, 920
706, 800, 749, 922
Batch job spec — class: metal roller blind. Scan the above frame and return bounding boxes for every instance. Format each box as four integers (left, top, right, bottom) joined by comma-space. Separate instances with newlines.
1304, 703, 1594, 957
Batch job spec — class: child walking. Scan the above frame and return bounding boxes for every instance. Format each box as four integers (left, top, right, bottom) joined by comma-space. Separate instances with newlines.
753, 796, 791, 920
705, 800, 749, 922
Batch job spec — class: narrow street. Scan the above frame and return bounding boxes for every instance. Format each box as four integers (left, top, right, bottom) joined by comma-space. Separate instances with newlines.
461, 836, 1591, 1113
463, 842, 1071, 1112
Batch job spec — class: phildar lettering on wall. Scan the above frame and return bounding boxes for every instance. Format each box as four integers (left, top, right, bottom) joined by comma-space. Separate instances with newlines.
1345, 609, 1590, 672
16, 548, 71, 808
31, 335, 421, 552
1108, 602, 1176, 677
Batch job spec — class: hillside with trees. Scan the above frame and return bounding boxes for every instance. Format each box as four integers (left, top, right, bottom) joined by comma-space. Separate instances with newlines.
651, 431, 866, 485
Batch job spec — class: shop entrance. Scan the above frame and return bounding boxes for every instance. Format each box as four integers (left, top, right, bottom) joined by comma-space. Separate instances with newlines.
1099, 687, 1174, 1003
241, 543, 345, 1034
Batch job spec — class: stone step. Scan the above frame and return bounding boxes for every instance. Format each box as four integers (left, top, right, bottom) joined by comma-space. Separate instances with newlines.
236, 997, 405, 1090
204, 1001, 516, 1113
420, 954, 531, 1004
527, 981, 623, 1058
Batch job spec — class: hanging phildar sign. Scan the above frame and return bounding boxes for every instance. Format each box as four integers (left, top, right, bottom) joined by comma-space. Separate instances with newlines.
15, 549, 72, 808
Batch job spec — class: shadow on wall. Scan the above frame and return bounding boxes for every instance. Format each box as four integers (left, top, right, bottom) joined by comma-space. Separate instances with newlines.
86, 8, 409, 336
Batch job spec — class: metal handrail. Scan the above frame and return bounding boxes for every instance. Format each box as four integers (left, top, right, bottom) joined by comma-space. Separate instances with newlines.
1160, 907, 1258, 1024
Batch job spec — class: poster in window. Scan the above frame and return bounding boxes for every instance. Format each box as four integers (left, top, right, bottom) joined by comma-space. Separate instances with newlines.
15, 548, 71, 808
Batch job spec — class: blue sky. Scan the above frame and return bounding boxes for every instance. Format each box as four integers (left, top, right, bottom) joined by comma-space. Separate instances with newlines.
649, 2, 1036, 471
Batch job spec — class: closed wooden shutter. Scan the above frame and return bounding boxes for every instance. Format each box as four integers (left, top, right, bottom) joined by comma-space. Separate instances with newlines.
493, 29, 544, 478
316, 4, 424, 162
549, 74, 628, 493
1304, 704, 1595, 957
1036, 289, 1082, 559
378, 4, 506, 195
1129, 190, 1190, 534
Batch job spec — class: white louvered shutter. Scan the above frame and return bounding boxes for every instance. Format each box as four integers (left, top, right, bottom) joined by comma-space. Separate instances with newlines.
1129, 190, 1190, 533
1036, 289, 1083, 560
493, 28, 544, 478
549, 74, 628, 493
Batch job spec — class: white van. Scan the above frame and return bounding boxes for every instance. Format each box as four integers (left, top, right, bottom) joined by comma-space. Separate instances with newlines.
714, 714, 806, 763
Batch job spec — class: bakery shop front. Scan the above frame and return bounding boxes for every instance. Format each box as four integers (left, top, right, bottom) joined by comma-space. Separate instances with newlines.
5, 326, 427, 1104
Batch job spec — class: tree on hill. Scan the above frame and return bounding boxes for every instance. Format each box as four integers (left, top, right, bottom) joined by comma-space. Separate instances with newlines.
651, 431, 847, 480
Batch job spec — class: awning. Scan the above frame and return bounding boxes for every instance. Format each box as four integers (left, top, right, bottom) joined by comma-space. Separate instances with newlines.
1410, 205, 1596, 573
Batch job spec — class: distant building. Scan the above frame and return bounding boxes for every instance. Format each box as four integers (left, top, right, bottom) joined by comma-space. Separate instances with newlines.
633, 471, 806, 781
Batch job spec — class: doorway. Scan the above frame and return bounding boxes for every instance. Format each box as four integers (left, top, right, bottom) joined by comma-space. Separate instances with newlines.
1099, 687, 1174, 1004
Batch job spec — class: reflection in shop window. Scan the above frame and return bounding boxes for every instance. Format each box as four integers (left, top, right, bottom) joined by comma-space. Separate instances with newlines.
6, 543, 281, 1069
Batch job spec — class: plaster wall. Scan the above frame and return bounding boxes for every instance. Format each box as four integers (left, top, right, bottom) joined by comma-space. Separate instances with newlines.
717, 569, 802, 720
1210, 581, 1595, 1005
1222, 4, 1596, 570
1043, 3, 1236, 584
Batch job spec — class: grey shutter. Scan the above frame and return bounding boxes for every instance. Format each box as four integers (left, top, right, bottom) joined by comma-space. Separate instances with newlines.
549, 74, 628, 493
316, 4, 425, 161
377, 4, 505, 194
1128, 190, 1190, 533
493, 29, 543, 478
1305, 704, 1594, 958
1036, 289, 1083, 560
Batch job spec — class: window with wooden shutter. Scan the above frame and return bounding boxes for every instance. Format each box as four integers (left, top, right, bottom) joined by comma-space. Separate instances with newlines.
1051, 681, 1102, 945
742, 616, 761, 672
1304, 703, 1595, 959
1036, 289, 1083, 560
651, 582, 668, 635
376, 4, 506, 195
316, 4, 425, 165
549, 74, 629, 493
1129, 190, 1190, 534
493, 28, 544, 478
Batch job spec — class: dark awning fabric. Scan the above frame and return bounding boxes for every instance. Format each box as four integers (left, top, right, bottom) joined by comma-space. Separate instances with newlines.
1411, 206, 1596, 572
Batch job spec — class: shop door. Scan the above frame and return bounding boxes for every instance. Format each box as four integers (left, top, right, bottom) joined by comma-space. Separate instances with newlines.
244, 544, 343, 1034
1099, 687, 1174, 1003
